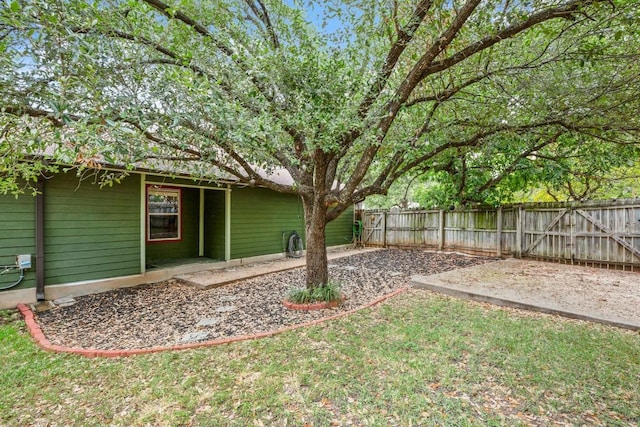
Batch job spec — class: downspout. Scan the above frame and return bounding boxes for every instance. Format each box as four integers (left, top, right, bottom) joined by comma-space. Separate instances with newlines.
140, 174, 146, 274
225, 185, 231, 261
199, 188, 205, 257
35, 176, 45, 301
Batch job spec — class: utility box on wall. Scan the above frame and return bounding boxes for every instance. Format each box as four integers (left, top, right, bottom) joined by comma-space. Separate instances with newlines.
17, 254, 32, 269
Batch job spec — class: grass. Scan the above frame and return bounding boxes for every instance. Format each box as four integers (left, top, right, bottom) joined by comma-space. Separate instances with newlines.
1, 291, 639, 426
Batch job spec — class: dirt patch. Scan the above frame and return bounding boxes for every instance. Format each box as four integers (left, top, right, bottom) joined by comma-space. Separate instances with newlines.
412, 258, 640, 329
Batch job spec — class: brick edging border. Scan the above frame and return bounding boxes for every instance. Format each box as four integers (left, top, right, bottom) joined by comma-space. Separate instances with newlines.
17, 287, 409, 358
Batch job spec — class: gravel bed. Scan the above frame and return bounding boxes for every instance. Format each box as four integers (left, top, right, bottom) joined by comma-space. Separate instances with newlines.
35, 249, 496, 350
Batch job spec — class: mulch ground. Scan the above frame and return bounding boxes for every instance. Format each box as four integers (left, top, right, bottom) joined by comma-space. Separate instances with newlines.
34, 249, 497, 350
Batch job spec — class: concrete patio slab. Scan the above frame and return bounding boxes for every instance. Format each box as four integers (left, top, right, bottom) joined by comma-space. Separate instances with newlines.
175, 248, 379, 289
410, 258, 640, 330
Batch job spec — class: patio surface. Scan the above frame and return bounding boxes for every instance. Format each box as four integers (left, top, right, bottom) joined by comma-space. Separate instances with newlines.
411, 258, 640, 330
173, 248, 375, 289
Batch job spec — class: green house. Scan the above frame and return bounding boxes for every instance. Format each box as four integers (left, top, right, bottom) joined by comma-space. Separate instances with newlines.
0, 169, 354, 308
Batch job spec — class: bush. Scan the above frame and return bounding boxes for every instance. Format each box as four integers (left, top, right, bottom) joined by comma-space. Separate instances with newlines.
286, 281, 342, 304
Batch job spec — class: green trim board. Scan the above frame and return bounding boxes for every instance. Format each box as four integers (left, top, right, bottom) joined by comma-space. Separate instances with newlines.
145, 176, 228, 191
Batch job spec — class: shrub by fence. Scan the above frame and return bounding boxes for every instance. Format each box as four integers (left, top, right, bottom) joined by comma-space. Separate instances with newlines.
359, 199, 640, 271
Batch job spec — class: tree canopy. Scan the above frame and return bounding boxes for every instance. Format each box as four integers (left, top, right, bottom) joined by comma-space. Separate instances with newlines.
2, 0, 639, 286
367, 132, 640, 209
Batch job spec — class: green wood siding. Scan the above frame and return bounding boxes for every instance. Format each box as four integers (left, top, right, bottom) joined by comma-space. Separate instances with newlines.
44, 172, 141, 285
0, 192, 36, 291
145, 186, 200, 264
204, 190, 226, 260
326, 204, 355, 246
229, 188, 353, 259
1, 172, 355, 294
230, 188, 305, 259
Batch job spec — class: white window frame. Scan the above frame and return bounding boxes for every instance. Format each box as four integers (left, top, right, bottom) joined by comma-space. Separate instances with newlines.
147, 186, 182, 242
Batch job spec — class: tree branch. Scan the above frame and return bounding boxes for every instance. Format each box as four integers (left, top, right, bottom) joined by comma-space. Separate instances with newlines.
356, 0, 433, 120
2, 106, 65, 127
141, 0, 284, 110
242, 0, 280, 49
420, 0, 606, 80
340, 0, 483, 198
389, 119, 565, 183
476, 131, 563, 194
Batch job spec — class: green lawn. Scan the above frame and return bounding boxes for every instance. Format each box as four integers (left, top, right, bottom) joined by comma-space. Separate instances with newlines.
1, 290, 639, 426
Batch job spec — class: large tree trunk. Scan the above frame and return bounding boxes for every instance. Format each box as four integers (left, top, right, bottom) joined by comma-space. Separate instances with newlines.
302, 194, 329, 289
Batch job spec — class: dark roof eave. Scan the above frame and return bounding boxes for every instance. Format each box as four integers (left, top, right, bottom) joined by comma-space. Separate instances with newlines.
19, 155, 241, 187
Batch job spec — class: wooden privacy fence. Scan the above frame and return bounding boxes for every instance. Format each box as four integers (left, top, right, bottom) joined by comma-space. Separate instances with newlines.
359, 199, 640, 271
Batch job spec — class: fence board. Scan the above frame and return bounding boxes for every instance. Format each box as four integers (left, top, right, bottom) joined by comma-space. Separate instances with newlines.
360, 199, 640, 271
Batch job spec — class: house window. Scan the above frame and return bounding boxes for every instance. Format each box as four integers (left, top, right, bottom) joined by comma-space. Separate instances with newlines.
147, 186, 181, 242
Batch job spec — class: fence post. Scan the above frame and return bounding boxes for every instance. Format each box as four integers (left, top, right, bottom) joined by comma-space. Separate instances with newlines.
496, 207, 503, 257
438, 209, 445, 250
383, 211, 387, 248
515, 206, 523, 258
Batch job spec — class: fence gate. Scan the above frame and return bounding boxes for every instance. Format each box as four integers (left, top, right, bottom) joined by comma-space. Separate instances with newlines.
521, 208, 573, 260
523, 205, 640, 266
362, 211, 386, 246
